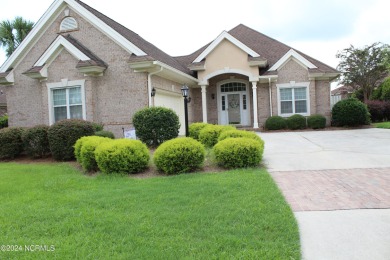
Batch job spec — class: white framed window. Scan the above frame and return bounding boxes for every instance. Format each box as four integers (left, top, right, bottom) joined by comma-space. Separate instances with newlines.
277, 81, 310, 116
47, 79, 86, 124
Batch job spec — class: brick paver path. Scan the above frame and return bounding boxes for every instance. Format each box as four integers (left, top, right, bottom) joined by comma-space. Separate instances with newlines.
271, 168, 390, 211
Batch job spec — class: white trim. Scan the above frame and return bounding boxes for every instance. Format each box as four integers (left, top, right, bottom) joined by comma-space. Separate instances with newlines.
276, 81, 311, 117
200, 68, 256, 85
153, 61, 198, 84
269, 49, 317, 71
35, 35, 89, 66
193, 31, 260, 63
201, 85, 208, 123
47, 79, 86, 124
251, 81, 259, 128
1, 0, 146, 73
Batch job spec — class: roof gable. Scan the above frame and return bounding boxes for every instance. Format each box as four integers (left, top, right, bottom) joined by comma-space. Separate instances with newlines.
193, 31, 260, 63
0, 0, 146, 73
269, 49, 317, 71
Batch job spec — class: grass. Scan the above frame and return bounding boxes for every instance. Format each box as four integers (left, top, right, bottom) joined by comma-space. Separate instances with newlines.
0, 163, 300, 259
374, 121, 390, 129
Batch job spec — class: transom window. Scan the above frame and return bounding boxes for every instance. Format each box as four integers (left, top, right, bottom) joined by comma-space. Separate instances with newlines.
221, 82, 246, 92
277, 82, 310, 116
53, 87, 83, 122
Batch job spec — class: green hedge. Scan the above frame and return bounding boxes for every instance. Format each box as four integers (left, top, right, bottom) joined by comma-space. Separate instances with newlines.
286, 114, 306, 130
22, 125, 50, 158
189, 122, 210, 140
154, 137, 205, 174
133, 106, 180, 147
0, 114, 8, 129
213, 138, 264, 169
331, 98, 370, 126
48, 119, 95, 161
307, 114, 326, 129
0, 127, 24, 159
265, 116, 287, 130
94, 130, 115, 139
218, 129, 264, 148
95, 139, 149, 174
198, 125, 235, 148
79, 136, 112, 172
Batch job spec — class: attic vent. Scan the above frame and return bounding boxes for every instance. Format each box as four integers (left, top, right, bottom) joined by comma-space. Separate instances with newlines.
60, 17, 78, 32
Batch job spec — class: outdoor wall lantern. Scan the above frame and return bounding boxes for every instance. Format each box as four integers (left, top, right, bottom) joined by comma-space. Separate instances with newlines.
151, 87, 156, 97
181, 85, 190, 137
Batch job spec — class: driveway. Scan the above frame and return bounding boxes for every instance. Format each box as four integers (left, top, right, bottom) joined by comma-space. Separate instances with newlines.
258, 128, 390, 260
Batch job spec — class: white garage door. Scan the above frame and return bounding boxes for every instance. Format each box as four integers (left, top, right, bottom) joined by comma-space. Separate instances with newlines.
154, 90, 185, 136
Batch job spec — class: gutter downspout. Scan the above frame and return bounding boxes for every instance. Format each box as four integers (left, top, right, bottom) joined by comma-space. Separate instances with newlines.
147, 66, 163, 107
269, 77, 273, 116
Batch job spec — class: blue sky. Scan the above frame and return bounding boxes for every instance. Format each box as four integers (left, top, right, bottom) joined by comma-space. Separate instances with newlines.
1, 0, 389, 71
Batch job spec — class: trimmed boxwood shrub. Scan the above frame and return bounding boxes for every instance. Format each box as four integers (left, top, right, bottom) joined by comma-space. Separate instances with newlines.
189, 122, 210, 140
95, 139, 149, 174
94, 130, 115, 139
79, 136, 112, 172
307, 114, 326, 129
154, 137, 205, 175
0, 127, 24, 159
92, 122, 104, 132
0, 114, 8, 129
198, 125, 236, 148
213, 138, 264, 169
22, 125, 50, 158
48, 119, 95, 161
265, 116, 287, 130
133, 106, 180, 147
218, 129, 264, 149
286, 114, 306, 130
331, 98, 370, 127
74, 136, 91, 163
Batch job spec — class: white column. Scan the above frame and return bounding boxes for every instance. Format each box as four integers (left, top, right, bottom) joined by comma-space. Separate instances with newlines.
201, 85, 208, 123
251, 81, 259, 129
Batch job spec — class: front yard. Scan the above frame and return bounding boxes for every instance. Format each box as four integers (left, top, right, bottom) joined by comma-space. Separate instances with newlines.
0, 163, 300, 259
374, 121, 390, 129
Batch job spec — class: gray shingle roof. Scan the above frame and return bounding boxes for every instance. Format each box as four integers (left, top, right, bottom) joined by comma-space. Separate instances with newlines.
75, 0, 193, 75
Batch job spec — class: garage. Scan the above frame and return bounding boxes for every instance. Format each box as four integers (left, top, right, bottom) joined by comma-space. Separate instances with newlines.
154, 90, 185, 136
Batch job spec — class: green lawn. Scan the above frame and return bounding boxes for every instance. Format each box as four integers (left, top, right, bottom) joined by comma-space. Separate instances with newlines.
374, 121, 390, 129
0, 163, 300, 259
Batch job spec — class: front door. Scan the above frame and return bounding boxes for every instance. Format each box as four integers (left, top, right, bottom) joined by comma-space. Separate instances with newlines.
218, 81, 250, 126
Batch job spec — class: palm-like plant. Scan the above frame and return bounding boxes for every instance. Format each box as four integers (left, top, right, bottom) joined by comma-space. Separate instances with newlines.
0, 16, 34, 57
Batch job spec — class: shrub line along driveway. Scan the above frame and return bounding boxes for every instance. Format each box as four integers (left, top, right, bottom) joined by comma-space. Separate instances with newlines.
258, 129, 390, 260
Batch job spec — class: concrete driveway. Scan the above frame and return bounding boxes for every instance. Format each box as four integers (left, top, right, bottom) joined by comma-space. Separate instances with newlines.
258, 128, 390, 260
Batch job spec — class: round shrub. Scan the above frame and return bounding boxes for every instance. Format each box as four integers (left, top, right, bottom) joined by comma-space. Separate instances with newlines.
189, 122, 210, 140
95, 139, 149, 174
0, 127, 24, 159
331, 98, 370, 127
213, 138, 264, 169
154, 137, 205, 175
133, 106, 180, 147
22, 125, 50, 158
286, 114, 306, 130
265, 116, 287, 130
198, 125, 236, 148
74, 136, 92, 163
79, 136, 112, 172
0, 114, 8, 129
307, 114, 326, 129
92, 122, 104, 132
366, 100, 388, 122
94, 130, 115, 139
48, 119, 95, 161
218, 129, 264, 148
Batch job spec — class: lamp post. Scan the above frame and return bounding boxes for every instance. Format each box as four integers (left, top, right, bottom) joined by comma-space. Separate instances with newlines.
181, 85, 189, 137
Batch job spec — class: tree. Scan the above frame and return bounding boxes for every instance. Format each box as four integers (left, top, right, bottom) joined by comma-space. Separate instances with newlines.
0, 17, 34, 58
336, 42, 390, 103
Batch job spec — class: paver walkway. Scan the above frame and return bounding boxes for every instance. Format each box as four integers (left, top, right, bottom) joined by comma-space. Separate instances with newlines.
271, 168, 390, 211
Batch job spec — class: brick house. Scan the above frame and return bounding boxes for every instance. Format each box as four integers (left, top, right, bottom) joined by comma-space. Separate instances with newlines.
0, 0, 339, 136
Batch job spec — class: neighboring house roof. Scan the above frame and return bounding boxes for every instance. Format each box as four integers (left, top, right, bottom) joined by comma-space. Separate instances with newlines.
175, 24, 339, 76
331, 85, 354, 95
